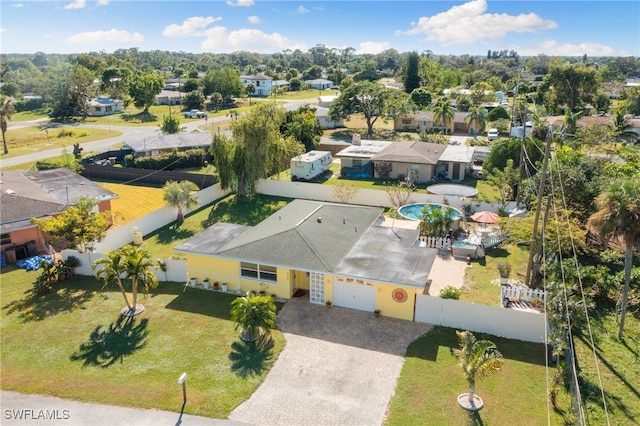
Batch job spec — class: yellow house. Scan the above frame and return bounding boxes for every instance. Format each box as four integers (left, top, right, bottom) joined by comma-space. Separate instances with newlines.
174, 200, 438, 321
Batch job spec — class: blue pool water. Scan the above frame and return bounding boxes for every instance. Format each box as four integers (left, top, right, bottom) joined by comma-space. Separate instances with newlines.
398, 203, 462, 221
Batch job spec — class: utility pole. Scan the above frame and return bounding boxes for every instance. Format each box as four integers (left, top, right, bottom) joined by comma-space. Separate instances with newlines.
525, 125, 553, 287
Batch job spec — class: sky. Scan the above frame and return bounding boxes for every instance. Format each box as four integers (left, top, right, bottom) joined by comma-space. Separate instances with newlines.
1, 0, 639, 57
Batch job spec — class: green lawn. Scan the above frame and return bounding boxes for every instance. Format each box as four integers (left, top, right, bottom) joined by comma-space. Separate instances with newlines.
386, 326, 573, 426
0, 266, 285, 418
573, 304, 640, 425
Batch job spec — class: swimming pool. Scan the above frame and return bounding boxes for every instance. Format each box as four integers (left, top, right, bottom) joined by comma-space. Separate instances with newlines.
398, 203, 462, 221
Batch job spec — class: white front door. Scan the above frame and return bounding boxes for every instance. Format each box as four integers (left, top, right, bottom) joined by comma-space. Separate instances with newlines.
309, 272, 325, 304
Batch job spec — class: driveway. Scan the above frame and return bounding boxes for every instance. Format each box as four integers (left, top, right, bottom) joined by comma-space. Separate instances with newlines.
229, 297, 432, 426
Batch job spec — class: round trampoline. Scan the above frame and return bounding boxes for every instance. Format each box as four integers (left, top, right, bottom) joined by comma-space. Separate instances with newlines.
426, 183, 478, 198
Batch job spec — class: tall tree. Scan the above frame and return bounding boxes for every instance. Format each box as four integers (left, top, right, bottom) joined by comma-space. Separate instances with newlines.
211, 103, 304, 198
128, 71, 165, 113
162, 180, 200, 223
485, 159, 518, 210
465, 105, 488, 136
588, 177, 640, 339
246, 83, 255, 105
431, 98, 454, 135
280, 105, 324, 152
403, 51, 421, 94
542, 64, 600, 112
93, 245, 161, 315
453, 330, 503, 406
0, 96, 16, 154
202, 67, 244, 100
31, 196, 111, 253
329, 81, 396, 138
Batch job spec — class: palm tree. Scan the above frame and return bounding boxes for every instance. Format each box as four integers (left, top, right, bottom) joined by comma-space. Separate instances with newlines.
246, 83, 256, 106
432, 98, 454, 135
162, 180, 200, 223
0, 96, 16, 154
93, 245, 161, 315
465, 106, 488, 136
612, 109, 639, 143
453, 330, 503, 408
587, 177, 640, 339
230, 292, 277, 342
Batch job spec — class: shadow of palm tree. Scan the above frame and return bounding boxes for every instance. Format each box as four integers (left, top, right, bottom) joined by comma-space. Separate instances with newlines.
70, 316, 149, 368
466, 411, 484, 425
3, 280, 95, 323
228, 336, 274, 378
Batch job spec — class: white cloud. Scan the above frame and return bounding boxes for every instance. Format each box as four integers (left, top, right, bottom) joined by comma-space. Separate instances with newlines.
519, 40, 620, 57
97, 0, 109, 6
357, 41, 391, 55
12, 3, 24, 7
66, 29, 144, 46
0, 27, 6, 33
65, 0, 86, 9
297, 6, 309, 14
202, 27, 305, 53
162, 16, 220, 37
247, 15, 261, 24
226, 0, 253, 7
399, 0, 557, 45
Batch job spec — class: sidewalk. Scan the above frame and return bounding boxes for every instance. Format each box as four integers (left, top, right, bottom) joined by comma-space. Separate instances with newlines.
0, 391, 248, 426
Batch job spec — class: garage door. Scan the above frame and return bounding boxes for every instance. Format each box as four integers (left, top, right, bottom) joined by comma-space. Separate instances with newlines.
333, 280, 376, 312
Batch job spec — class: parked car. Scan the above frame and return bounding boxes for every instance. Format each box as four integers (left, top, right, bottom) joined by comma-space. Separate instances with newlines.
487, 128, 499, 141
183, 109, 207, 119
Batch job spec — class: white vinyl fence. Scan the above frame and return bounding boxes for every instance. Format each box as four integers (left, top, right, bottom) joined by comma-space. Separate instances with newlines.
256, 178, 515, 213
415, 294, 548, 343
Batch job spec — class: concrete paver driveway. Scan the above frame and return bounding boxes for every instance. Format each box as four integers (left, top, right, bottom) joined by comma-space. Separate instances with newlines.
229, 297, 432, 426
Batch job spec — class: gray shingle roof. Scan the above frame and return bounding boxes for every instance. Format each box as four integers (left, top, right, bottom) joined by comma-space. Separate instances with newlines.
371, 141, 445, 165
124, 132, 215, 153
175, 199, 383, 272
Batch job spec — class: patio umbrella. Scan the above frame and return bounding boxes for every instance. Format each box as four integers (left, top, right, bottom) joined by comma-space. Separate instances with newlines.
470, 211, 500, 227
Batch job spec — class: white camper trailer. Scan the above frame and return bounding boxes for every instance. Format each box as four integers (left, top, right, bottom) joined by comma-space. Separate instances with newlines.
290, 150, 333, 181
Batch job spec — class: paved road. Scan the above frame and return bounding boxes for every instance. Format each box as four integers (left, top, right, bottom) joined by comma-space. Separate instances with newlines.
0, 391, 249, 426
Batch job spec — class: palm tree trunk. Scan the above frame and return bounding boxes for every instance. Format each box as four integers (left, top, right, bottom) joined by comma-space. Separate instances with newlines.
118, 282, 133, 311
468, 381, 475, 402
618, 244, 633, 339
132, 280, 138, 312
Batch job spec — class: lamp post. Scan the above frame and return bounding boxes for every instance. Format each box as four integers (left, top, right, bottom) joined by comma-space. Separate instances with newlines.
178, 372, 187, 406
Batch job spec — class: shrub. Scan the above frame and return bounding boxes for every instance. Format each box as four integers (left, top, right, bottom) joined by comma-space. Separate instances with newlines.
439, 285, 461, 300
497, 260, 511, 278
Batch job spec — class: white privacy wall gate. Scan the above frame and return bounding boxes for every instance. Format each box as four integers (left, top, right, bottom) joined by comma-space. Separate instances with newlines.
414, 295, 548, 343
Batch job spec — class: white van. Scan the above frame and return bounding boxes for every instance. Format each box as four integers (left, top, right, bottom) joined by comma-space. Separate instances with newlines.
487, 128, 499, 141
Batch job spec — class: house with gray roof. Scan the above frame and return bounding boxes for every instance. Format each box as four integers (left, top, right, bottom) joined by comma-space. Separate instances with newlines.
123, 132, 219, 157
174, 199, 437, 320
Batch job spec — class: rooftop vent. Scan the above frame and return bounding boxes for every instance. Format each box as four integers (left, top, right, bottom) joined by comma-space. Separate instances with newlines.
5, 189, 15, 195
317, 217, 322, 223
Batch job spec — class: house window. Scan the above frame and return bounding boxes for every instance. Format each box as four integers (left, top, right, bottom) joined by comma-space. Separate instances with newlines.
352, 159, 363, 167
94, 107, 101, 112
240, 262, 277, 282
1, 233, 10, 245
106, 106, 112, 112
402, 119, 411, 125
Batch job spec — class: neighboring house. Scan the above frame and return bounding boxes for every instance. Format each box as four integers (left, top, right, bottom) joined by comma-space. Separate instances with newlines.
123, 132, 221, 158
394, 111, 474, 134
314, 106, 343, 129
175, 199, 438, 321
336, 137, 474, 182
0, 168, 118, 261
155, 89, 183, 106
272, 80, 289, 91
335, 137, 393, 179
86, 97, 123, 117
240, 75, 273, 97
306, 78, 334, 90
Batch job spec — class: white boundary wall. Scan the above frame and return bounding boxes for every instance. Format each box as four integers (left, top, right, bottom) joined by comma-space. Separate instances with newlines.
414, 294, 548, 343
256, 178, 514, 213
